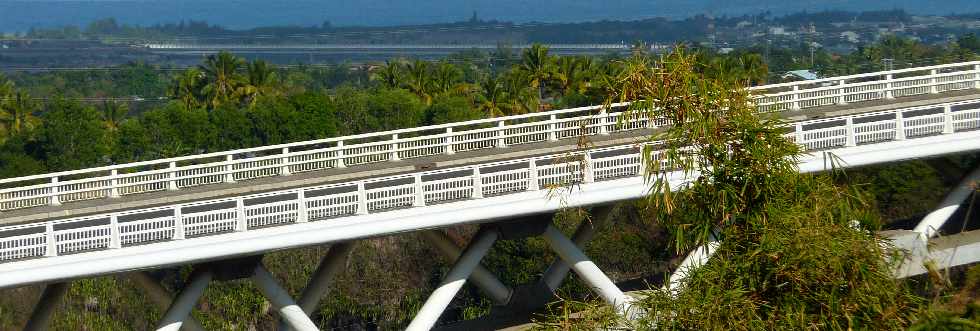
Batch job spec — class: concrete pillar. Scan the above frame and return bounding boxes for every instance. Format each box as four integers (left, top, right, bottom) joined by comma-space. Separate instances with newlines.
335, 141, 346, 169
224, 155, 236, 183
129, 273, 207, 331
252, 265, 319, 331
156, 270, 213, 331
280, 147, 292, 176
390, 134, 401, 161
405, 229, 499, 331
110, 169, 121, 198
168, 162, 179, 191
913, 166, 980, 239
541, 225, 633, 316
421, 230, 512, 305
541, 205, 615, 291
23, 282, 69, 331
48, 177, 61, 206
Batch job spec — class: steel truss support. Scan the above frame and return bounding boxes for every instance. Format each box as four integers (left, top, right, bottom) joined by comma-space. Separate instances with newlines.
252, 264, 319, 331
541, 224, 634, 316
156, 270, 213, 331
406, 228, 500, 331
541, 205, 617, 291
421, 230, 513, 305
914, 166, 980, 239
665, 232, 720, 294
130, 272, 208, 331
23, 282, 69, 331
279, 242, 355, 331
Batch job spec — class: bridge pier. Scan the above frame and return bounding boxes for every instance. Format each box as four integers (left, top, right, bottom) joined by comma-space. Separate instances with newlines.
421, 230, 513, 305
130, 272, 207, 331
279, 242, 355, 331
913, 166, 980, 239
406, 227, 499, 331
252, 264, 319, 331
23, 282, 69, 331
156, 270, 213, 331
540, 204, 616, 291
542, 224, 634, 316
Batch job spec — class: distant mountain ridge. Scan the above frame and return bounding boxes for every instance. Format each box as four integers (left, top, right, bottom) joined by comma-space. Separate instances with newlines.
1, 0, 979, 33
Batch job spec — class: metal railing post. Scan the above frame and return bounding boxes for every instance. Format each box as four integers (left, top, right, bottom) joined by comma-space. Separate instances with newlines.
794, 123, 805, 146
845, 117, 856, 147
445, 128, 455, 155
527, 159, 539, 191
583, 153, 595, 183
173, 206, 185, 240
885, 74, 895, 99
471, 167, 484, 199
224, 155, 236, 183
280, 147, 291, 176
168, 162, 179, 191
390, 134, 401, 161
895, 110, 906, 140
356, 182, 368, 215
109, 169, 120, 198
930, 69, 939, 94
837, 80, 848, 105
496, 120, 507, 148
598, 109, 610, 135
296, 190, 308, 223
975, 64, 980, 89
413, 174, 426, 207
791, 85, 801, 110
335, 140, 346, 168
549, 114, 559, 141
235, 199, 247, 232
109, 214, 121, 249
943, 104, 954, 134
48, 177, 61, 206
45, 222, 57, 257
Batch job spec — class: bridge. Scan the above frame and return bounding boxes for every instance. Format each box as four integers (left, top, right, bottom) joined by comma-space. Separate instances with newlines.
2, 61, 980, 330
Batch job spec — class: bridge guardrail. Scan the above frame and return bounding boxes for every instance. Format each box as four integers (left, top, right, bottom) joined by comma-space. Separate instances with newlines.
0, 61, 979, 212
1, 99, 978, 263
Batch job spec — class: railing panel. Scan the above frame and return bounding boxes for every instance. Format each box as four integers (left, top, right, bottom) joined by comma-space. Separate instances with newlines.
119, 217, 175, 246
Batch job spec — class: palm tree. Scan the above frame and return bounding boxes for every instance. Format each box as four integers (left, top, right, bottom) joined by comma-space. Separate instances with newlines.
518, 44, 555, 111
241, 59, 279, 106
501, 69, 537, 115
170, 68, 205, 109
371, 60, 404, 89
199, 51, 245, 108
100, 100, 129, 133
404, 60, 434, 105
0, 91, 38, 140
554, 56, 594, 96
476, 75, 507, 118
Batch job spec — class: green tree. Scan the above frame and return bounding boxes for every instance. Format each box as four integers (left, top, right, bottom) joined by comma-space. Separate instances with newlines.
476, 75, 508, 118
170, 68, 205, 109
200, 51, 246, 109
367, 88, 425, 130
38, 99, 110, 171
99, 100, 129, 133
518, 43, 556, 110
371, 60, 404, 89
427, 95, 481, 125
404, 60, 434, 105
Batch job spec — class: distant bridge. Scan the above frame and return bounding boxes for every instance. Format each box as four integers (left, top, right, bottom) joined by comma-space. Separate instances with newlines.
3, 61, 980, 330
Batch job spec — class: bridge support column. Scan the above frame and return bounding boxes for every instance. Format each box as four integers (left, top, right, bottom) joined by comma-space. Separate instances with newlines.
277, 242, 355, 331
913, 166, 980, 239
541, 205, 616, 291
23, 282, 69, 331
130, 273, 207, 331
421, 230, 512, 305
665, 231, 720, 294
252, 264, 319, 331
156, 270, 213, 331
541, 225, 633, 316
406, 228, 499, 331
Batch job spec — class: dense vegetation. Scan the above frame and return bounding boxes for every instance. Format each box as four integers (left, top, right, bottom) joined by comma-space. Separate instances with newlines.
0, 34, 979, 329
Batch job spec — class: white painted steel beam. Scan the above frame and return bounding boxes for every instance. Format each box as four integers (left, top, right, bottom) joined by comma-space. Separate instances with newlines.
252, 264, 319, 331
665, 232, 720, 294
23, 282, 69, 331
541, 225, 633, 316
420, 230, 512, 305
913, 166, 980, 239
130, 273, 207, 331
156, 271, 213, 331
405, 229, 499, 331
541, 204, 617, 291
278, 242, 355, 331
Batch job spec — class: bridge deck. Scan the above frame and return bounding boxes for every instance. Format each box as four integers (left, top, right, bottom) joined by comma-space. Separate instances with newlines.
2, 90, 979, 226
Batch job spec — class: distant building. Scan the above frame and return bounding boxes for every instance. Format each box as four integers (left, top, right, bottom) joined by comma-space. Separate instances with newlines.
841, 31, 860, 43
782, 70, 820, 81
769, 26, 790, 35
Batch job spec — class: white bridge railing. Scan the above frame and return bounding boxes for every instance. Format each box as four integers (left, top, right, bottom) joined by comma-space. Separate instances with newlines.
1, 98, 978, 263
0, 61, 979, 212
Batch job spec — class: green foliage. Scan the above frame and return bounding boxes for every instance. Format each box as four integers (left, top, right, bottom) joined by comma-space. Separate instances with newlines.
367, 88, 426, 131
426, 95, 481, 125
38, 99, 111, 171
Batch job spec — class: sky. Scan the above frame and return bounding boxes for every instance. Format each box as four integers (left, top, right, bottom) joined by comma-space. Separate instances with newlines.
1, 0, 979, 33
